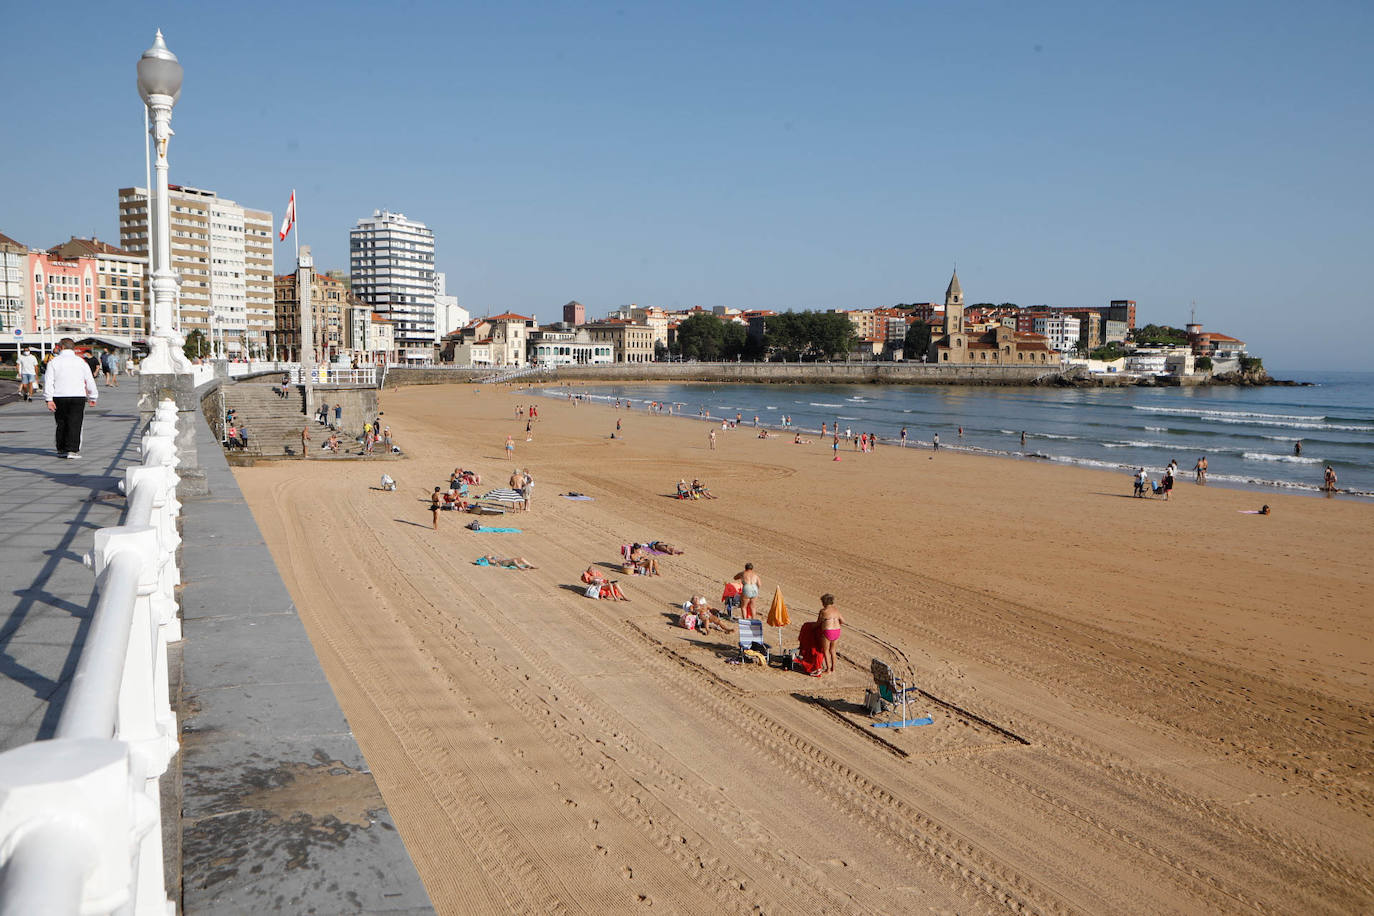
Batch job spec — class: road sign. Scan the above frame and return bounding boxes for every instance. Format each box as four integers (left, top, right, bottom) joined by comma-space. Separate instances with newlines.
12, 329, 21, 339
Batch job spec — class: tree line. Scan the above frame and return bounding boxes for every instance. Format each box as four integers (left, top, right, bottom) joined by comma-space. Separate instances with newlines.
671, 311, 860, 362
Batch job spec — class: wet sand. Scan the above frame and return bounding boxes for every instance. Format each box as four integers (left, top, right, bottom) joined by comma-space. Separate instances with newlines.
233, 383, 1373, 914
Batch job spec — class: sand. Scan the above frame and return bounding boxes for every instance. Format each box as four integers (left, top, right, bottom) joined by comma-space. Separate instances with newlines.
233, 383, 1373, 914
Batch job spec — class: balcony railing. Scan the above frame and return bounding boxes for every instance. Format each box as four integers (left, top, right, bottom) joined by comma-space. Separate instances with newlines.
0, 399, 184, 915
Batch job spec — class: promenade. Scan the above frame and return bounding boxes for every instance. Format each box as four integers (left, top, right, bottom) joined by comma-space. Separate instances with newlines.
0, 379, 431, 913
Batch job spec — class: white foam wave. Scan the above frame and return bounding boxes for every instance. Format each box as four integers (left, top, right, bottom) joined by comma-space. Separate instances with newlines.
1036, 433, 1079, 440
809, 402, 843, 407
1242, 452, 1322, 464
845, 397, 869, 402
1133, 405, 1325, 422
1145, 426, 1168, 432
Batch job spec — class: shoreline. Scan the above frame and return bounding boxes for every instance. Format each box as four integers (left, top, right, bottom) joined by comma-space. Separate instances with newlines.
524, 381, 1373, 502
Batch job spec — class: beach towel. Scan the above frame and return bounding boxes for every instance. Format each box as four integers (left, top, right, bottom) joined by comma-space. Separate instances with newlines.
794, 621, 825, 675
466, 522, 522, 532
562, 493, 594, 500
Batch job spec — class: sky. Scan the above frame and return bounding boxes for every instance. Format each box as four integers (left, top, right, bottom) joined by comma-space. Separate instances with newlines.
1, 0, 1370, 370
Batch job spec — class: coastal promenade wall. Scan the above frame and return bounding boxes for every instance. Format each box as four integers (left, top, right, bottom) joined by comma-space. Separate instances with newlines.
386, 363, 1060, 387
0, 381, 431, 913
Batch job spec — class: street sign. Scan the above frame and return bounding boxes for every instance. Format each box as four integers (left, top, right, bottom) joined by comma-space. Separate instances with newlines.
12, 329, 21, 339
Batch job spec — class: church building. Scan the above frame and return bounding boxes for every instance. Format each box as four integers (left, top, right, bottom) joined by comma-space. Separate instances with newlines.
927, 271, 1055, 366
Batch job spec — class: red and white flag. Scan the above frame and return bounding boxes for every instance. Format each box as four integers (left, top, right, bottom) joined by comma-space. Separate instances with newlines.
278, 190, 296, 241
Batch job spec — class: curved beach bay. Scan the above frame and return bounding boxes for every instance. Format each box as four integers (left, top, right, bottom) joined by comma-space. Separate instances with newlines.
234, 383, 1372, 914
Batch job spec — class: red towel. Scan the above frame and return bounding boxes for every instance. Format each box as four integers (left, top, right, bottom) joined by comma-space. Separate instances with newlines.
795, 621, 824, 675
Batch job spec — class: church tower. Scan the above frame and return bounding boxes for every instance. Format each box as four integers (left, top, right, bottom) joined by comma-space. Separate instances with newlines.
943, 269, 964, 336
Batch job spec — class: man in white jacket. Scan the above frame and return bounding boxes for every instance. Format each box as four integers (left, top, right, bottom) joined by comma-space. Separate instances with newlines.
43, 338, 98, 459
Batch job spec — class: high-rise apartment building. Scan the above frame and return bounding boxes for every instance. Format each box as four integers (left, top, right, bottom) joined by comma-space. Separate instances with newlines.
349, 210, 435, 361
117, 184, 273, 356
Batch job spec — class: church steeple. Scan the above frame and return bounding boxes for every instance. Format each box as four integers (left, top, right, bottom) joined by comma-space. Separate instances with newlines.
945, 269, 963, 308
943, 269, 964, 336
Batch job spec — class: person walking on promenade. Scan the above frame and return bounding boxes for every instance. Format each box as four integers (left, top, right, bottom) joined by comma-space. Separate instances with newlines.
17, 347, 38, 401
43, 338, 98, 459
334, 403, 342, 429
101, 349, 119, 387
816, 594, 845, 676
733, 563, 762, 619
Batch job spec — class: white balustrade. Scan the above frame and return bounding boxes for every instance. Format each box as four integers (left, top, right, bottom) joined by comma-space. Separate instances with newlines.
0, 398, 184, 915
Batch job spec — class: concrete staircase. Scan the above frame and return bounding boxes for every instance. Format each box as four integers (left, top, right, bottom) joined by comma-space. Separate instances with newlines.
219, 381, 322, 458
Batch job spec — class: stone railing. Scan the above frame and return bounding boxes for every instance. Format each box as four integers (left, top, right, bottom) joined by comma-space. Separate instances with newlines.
0, 399, 184, 915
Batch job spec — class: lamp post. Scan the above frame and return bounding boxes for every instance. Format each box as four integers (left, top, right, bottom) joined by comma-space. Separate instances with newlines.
137, 30, 190, 374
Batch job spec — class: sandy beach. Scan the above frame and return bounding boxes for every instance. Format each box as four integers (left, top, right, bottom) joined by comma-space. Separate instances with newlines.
233, 383, 1373, 914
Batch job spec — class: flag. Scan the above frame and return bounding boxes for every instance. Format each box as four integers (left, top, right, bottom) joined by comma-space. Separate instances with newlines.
278, 190, 296, 241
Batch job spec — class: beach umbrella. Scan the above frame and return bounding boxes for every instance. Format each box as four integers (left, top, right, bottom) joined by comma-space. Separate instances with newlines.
765, 586, 790, 651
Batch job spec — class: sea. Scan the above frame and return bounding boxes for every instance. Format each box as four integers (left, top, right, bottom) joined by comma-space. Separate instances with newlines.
531, 370, 1374, 500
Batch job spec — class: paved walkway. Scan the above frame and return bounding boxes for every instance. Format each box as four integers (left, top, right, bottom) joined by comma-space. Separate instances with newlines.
0, 378, 431, 913
0, 380, 143, 750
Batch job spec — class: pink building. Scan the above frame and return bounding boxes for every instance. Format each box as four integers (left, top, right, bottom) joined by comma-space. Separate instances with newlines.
27, 250, 98, 335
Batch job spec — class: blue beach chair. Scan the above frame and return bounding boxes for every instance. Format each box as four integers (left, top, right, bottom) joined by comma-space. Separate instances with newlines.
868, 658, 933, 729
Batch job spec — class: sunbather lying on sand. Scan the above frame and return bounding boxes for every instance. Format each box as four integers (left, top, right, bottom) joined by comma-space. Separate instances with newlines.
646, 540, 684, 555
479, 555, 536, 569
793, 434, 812, 444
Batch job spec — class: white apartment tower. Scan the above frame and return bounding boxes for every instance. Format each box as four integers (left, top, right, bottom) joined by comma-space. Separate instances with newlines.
117, 184, 274, 356
350, 210, 436, 360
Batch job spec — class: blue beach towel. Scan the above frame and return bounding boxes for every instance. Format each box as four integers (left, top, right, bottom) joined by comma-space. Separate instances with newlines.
472, 526, 522, 533
562, 494, 594, 501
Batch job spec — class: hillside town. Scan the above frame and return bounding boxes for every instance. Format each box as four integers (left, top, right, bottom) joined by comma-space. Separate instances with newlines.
1, 196, 1255, 381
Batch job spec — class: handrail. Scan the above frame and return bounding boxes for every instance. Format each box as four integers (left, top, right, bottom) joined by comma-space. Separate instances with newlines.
55, 551, 144, 741
0, 398, 183, 916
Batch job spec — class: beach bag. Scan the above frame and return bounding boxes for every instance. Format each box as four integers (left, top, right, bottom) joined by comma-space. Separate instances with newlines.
584, 582, 601, 599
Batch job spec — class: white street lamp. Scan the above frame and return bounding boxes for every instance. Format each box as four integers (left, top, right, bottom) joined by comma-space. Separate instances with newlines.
137, 30, 191, 374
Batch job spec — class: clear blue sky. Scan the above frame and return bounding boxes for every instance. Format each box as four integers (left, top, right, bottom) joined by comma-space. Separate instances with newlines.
2, 0, 1369, 369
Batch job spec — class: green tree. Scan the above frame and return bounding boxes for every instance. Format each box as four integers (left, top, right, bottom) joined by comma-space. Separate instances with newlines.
1195, 355, 1213, 372
903, 321, 932, 360
721, 321, 749, 360
1132, 324, 1189, 346
760, 311, 856, 360
675, 313, 726, 361
1090, 341, 1126, 361
183, 329, 209, 360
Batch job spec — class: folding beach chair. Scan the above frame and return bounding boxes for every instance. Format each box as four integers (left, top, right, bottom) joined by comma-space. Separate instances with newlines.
868, 658, 933, 729
737, 618, 767, 664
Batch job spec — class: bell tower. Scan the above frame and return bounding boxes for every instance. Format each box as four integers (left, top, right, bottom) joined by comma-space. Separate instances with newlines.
943, 269, 964, 336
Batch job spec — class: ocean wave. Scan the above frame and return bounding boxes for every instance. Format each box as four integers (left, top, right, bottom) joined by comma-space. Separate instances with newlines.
1242, 452, 1322, 464
1036, 433, 1079, 440
845, 397, 869, 402
1132, 405, 1326, 422
1145, 426, 1168, 432
809, 402, 843, 407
